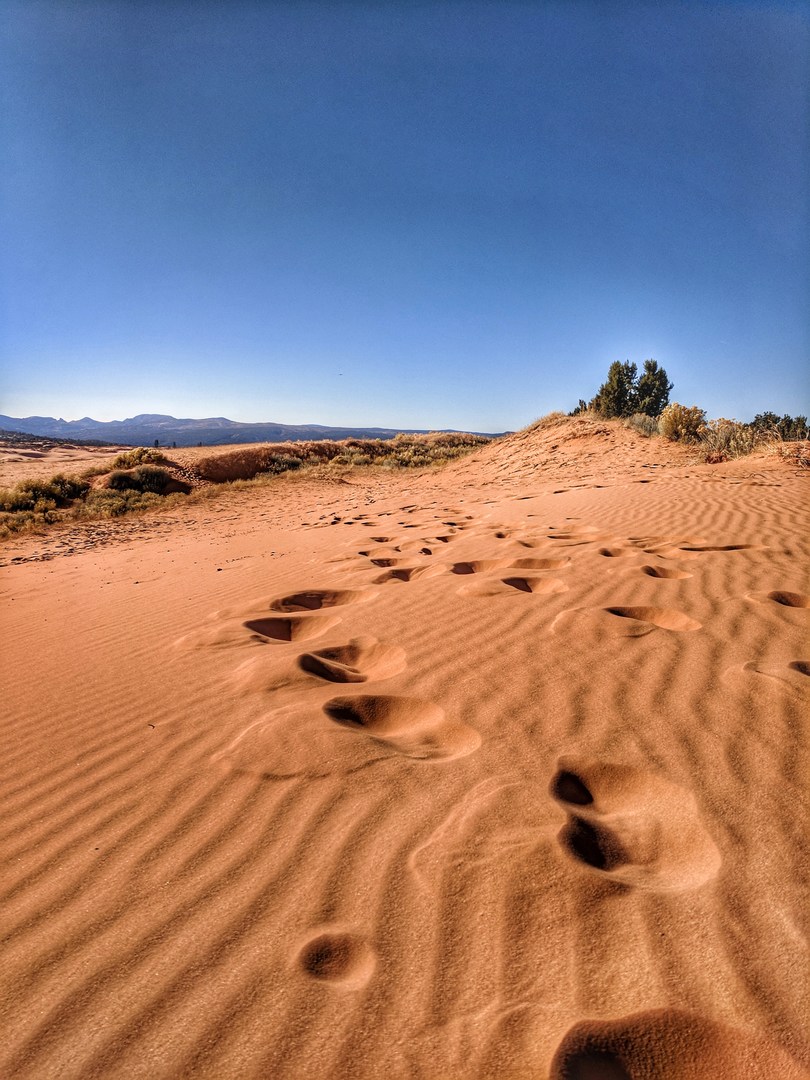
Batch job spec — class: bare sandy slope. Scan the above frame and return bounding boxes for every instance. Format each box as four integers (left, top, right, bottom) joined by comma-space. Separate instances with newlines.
1, 425, 808, 1079
0, 442, 131, 487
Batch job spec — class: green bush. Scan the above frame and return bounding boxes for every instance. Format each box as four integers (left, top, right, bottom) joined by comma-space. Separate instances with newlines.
107, 465, 176, 494
658, 403, 707, 442
749, 413, 808, 441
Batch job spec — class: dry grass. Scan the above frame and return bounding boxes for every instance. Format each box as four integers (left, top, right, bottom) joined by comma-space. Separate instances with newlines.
0, 432, 491, 538
526, 412, 569, 431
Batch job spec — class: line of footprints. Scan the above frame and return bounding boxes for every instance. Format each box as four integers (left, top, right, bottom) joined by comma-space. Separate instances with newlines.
211, 509, 807, 994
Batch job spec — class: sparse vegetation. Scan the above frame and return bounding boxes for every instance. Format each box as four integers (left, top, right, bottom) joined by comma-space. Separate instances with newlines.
0, 431, 490, 538
624, 413, 660, 438
526, 412, 568, 430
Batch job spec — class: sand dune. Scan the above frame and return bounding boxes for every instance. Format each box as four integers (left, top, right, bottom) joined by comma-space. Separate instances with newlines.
1, 422, 808, 1078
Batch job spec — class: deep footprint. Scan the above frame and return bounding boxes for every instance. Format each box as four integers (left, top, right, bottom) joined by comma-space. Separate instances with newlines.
296, 931, 376, 989
450, 560, 510, 575
270, 588, 376, 612
550, 758, 721, 891
243, 615, 341, 642
550, 1008, 806, 1080
509, 557, 571, 570
767, 590, 810, 608
604, 606, 701, 632
298, 637, 406, 683
501, 576, 568, 595
641, 564, 693, 580
323, 695, 480, 760
372, 565, 444, 584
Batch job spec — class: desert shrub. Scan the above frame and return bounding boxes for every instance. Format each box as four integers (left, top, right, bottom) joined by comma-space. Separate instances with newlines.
624, 413, 659, 437
0, 473, 90, 512
658, 403, 707, 442
699, 419, 760, 461
111, 447, 167, 469
80, 488, 165, 517
0, 508, 59, 537
106, 465, 177, 494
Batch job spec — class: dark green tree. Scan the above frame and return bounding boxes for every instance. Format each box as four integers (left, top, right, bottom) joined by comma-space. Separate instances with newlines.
635, 359, 673, 418
590, 361, 638, 418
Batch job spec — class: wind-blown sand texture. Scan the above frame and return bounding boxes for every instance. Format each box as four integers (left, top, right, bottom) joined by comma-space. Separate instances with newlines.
2, 421, 808, 1079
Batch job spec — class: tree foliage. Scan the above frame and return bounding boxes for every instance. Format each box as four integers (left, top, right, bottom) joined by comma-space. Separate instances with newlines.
588, 359, 672, 419
635, 360, 674, 418
750, 412, 808, 441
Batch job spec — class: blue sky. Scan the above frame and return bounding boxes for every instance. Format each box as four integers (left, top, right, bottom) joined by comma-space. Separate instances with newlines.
1, 1, 807, 430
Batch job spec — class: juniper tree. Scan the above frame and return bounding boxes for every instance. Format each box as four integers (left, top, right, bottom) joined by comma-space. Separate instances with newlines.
590, 361, 638, 418
589, 359, 672, 419
635, 359, 673, 418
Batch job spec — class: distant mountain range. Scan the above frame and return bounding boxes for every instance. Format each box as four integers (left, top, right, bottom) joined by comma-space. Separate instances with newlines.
0, 413, 494, 447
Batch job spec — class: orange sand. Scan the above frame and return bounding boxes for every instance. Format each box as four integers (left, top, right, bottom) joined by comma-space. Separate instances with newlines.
1, 420, 808, 1078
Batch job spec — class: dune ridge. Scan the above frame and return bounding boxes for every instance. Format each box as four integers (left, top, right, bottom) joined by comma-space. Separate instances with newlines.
1, 421, 808, 1078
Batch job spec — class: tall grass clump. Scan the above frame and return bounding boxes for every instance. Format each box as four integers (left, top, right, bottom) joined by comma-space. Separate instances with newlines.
624, 413, 660, 437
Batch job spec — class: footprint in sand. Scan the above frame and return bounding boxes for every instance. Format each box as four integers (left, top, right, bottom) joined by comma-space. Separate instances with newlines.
295, 930, 376, 990
298, 637, 406, 683
458, 575, 568, 598
372, 565, 445, 584
603, 606, 701, 632
750, 590, 810, 609
641, 564, 693, 580
243, 615, 342, 643
450, 560, 512, 575
550, 1008, 806, 1080
552, 605, 701, 637
323, 695, 481, 761
243, 587, 377, 643
510, 556, 571, 571
270, 588, 377, 612
550, 759, 721, 891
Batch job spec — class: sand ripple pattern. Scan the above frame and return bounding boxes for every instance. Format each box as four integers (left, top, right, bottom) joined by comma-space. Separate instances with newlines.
1, 457, 808, 1079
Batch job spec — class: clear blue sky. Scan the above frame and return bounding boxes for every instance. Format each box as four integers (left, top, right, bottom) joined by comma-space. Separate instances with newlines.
1, 1, 807, 429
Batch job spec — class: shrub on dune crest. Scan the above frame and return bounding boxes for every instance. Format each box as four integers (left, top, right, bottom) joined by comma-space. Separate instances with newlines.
658, 403, 707, 442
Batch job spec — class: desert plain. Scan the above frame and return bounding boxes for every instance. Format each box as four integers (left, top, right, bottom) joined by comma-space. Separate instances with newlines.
1, 417, 808, 1079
